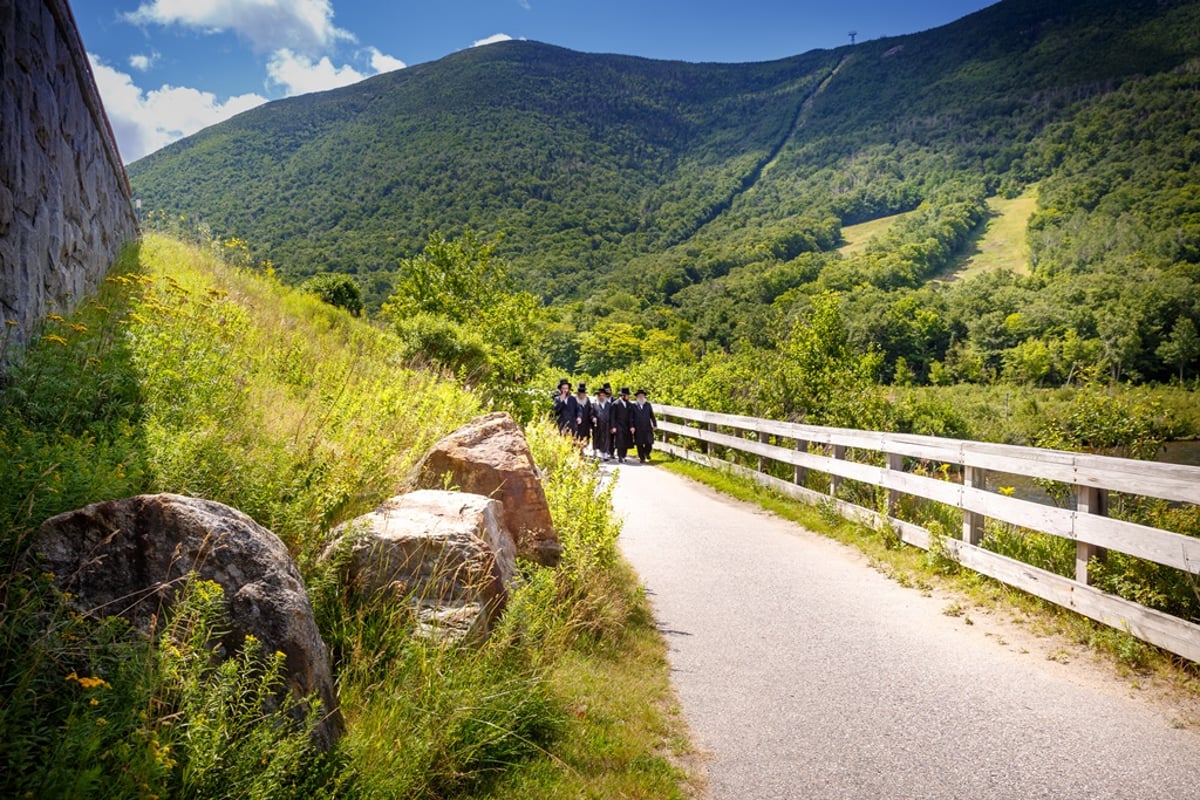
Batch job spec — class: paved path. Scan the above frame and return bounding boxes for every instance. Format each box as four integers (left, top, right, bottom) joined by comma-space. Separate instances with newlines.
610, 462, 1200, 800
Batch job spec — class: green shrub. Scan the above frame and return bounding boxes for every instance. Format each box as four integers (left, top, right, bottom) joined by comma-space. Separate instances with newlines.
302, 273, 365, 316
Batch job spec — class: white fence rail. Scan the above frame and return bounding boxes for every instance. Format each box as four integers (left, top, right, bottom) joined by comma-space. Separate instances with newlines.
654, 404, 1200, 663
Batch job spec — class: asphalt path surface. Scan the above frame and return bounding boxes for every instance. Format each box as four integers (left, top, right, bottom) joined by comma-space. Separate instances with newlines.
610, 461, 1200, 800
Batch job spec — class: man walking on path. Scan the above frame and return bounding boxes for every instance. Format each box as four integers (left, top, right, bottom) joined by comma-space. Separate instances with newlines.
574, 382, 593, 454
553, 378, 577, 435
592, 386, 614, 460
611, 387, 634, 463
631, 388, 657, 462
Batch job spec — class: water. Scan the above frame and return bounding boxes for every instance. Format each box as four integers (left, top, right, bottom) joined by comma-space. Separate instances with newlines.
982, 439, 1200, 507
1158, 439, 1200, 467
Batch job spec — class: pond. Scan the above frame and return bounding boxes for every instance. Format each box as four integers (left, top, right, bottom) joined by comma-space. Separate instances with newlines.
981, 439, 1200, 507
1159, 439, 1200, 467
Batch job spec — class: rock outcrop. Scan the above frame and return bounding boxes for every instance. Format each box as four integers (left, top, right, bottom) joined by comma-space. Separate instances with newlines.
1, 0, 138, 365
327, 489, 516, 642
33, 493, 342, 749
416, 412, 560, 566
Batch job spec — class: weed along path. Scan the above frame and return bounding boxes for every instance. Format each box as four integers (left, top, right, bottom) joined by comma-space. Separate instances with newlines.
610, 463, 1200, 800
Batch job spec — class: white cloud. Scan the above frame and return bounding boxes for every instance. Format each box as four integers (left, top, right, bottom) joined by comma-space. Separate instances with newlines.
265, 47, 406, 95
472, 33, 514, 48
128, 52, 158, 71
88, 53, 267, 163
124, 0, 353, 55
367, 47, 406, 74
266, 48, 366, 95
518, 0, 532, 9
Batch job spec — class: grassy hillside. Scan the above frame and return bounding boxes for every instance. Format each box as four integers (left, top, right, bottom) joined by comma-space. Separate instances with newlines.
838, 210, 916, 256
940, 187, 1037, 280
0, 235, 693, 798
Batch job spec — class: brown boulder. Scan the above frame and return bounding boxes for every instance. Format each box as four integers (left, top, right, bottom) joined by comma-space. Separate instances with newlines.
33, 494, 342, 749
416, 412, 560, 566
327, 489, 516, 642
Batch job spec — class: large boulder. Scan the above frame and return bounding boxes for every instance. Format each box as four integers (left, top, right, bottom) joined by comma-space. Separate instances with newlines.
33, 493, 342, 749
327, 489, 516, 642
415, 412, 560, 566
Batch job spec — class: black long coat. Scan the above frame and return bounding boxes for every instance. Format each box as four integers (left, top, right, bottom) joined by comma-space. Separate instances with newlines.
610, 398, 634, 450
574, 395, 593, 440
592, 398, 613, 452
632, 401, 657, 447
554, 392, 580, 434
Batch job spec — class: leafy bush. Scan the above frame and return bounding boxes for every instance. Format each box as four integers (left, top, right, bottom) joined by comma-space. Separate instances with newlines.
302, 273, 364, 316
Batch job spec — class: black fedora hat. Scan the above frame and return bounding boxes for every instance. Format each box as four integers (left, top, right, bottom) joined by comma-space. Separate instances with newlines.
577, 382, 587, 392
619, 386, 631, 395
635, 388, 647, 396
557, 378, 571, 389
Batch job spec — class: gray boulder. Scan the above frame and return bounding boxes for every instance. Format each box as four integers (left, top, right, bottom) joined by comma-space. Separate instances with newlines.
33, 493, 343, 749
328, 489, 517, 642
415, 411, 561, 566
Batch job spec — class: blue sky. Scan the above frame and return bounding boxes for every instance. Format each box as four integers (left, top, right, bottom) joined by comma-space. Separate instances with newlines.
77, 0, 997, 164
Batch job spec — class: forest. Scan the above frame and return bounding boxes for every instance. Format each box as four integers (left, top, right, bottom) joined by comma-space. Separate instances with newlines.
128, 0, 1200, 442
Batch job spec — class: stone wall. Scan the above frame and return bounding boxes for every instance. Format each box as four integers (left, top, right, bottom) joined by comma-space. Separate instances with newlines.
0, 0, 138, 363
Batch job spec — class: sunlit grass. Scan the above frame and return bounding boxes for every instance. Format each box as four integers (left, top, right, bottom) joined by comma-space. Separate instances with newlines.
1, 233, 697, 798
837, 209, 916, 255
940, 186, 1037, 280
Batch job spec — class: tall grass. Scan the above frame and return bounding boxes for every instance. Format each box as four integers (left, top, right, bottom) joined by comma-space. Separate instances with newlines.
1, 234, 691, 797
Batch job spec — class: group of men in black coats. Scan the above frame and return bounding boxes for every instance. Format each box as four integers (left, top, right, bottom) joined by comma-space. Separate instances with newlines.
553, 379, 657, 463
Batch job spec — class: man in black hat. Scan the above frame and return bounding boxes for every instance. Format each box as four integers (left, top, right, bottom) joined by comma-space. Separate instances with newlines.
632, 389, 657, 463
592, 385, 614, 460
574, 382, 593, 451
611, 387, 634, 463
553, 378, 578, 435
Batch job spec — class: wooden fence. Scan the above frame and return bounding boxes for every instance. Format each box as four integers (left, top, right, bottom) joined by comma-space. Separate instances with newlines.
654, 404, 1200, 663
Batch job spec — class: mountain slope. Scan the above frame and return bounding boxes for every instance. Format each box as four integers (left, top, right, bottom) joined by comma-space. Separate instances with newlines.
131, 43, 833, 298
128, 0, 1200, 310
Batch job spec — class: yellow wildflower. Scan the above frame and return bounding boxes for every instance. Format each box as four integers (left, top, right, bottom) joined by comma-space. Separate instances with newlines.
998, 486, 1016, 496
42, 334, 68, 346
66, 671, 112, 690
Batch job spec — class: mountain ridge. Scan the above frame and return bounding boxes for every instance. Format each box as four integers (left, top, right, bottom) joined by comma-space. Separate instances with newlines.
128, 0, 1200, 368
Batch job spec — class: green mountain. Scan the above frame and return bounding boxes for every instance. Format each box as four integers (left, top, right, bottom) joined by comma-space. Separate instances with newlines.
130, 43, 832, 298
128, 0, 1200, 387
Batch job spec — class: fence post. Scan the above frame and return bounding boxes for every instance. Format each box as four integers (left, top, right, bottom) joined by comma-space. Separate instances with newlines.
1075, 485, 1109, 584
962, 465, 985, 545
705, 422, 716, 456
757, 431, 766, 472
829, 444, 846, 496
794, 439, 808, 488
886, 452, 903, 516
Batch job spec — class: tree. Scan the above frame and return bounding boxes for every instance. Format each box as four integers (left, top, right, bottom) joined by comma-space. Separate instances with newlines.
301, 273, 364, 316
1156, 316, 1200, 381
771, 292, 886, 427
1096, 306, 1143, 382
382, 231, 549, 421
383, 230, 510, 324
